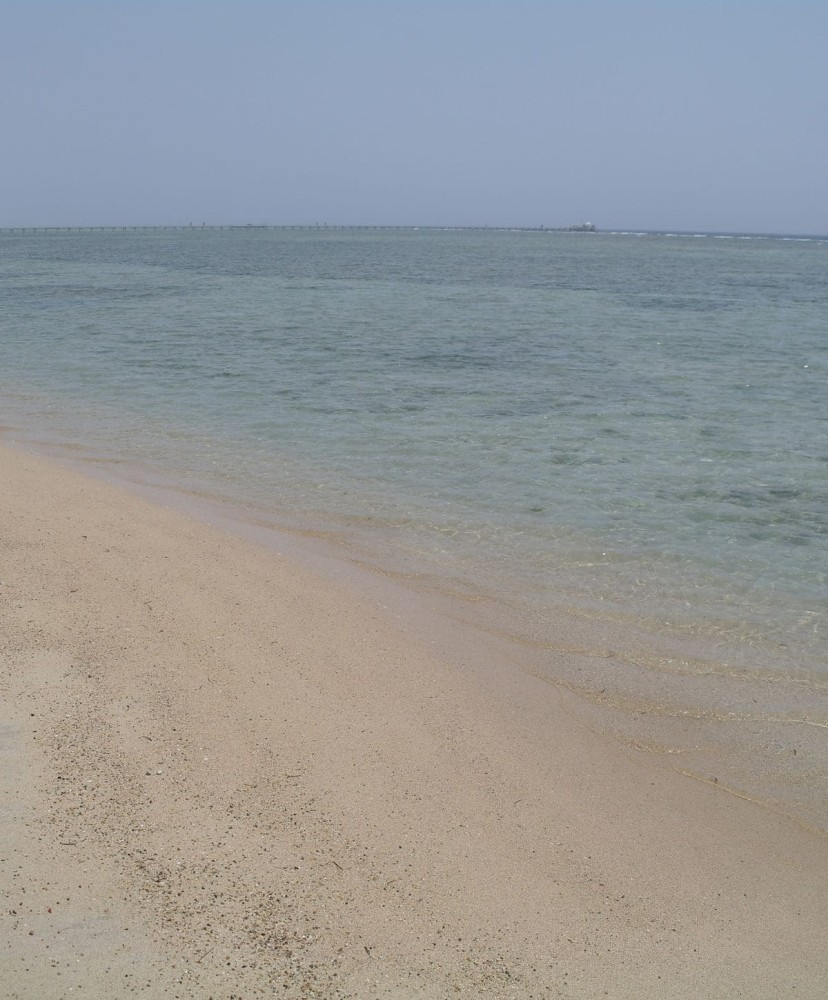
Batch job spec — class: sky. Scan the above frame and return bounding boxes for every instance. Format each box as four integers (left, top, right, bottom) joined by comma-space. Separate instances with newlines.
1, 1, 826, 233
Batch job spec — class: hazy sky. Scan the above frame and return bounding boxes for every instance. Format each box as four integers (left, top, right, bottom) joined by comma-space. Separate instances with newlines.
2, 1, 826, 232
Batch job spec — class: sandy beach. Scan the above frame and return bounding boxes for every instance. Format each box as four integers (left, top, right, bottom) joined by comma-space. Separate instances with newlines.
1, 441, 826, 999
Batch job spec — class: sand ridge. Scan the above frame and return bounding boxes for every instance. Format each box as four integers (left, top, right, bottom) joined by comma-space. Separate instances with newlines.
1, 443, 826, 998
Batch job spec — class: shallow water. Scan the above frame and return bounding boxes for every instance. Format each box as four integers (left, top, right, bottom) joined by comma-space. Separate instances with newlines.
2, 228, 825, 677
4, 225, 828, 824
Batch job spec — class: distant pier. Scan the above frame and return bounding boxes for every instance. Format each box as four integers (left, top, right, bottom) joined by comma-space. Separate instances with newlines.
0, 224, 597, 235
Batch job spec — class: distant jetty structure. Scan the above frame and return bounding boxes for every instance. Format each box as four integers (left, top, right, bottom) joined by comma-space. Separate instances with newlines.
0, 223, 599, 235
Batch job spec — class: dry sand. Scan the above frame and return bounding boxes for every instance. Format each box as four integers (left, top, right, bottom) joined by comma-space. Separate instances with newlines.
1, 442, 826, 999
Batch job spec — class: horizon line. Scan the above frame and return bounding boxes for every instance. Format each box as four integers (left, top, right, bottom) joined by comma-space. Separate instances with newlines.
1, 223, 826, 241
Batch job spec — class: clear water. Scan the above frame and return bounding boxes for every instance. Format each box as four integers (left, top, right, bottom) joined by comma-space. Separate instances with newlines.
1, 228, 826, 686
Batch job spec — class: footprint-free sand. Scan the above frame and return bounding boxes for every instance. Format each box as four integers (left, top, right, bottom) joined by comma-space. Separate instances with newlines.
1, 442, 825, 998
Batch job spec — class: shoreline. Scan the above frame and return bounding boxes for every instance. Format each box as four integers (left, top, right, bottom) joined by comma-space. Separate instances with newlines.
1, 441, 826, 998
7, 424, 828, 836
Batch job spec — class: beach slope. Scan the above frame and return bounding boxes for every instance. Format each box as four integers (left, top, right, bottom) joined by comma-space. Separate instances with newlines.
1, 443, 825, 999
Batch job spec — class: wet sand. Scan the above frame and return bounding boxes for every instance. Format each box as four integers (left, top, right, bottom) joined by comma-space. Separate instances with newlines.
1, 442, 826, 999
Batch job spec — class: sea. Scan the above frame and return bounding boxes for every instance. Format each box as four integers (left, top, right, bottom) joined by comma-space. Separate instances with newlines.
1, 226, 826, 825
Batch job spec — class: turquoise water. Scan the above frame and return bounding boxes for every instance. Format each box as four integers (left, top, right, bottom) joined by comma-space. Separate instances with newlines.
1, 228, 826, 684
